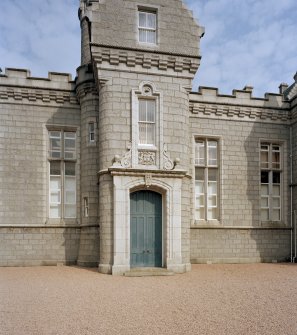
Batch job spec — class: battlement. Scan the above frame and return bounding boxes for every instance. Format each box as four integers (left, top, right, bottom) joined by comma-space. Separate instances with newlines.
190, 86, 290, 109
0, 68, 78, 105
0, 68, 75, 91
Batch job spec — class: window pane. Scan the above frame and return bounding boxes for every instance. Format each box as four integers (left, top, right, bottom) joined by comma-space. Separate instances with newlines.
195, 141, 205, 166
139, 123, 146, 144
49, 131, 61, 158
195, 180, 204, 194
50, 205, 61, 218
195, 167, 204, 181
50, 161, 61, 175
89, 123, 94, 132
65, 191, 76, 203
272, 197, 280, 208
208, 169, 217, 182
147, 30, 156, 44
196, 194, 204, 207
272, 209, 280, 221
146, 124, 155, 144
50, 191, 60, 203
89, 123, 95, 142
50, 131, 61, 138
208, 181, 217, 195
65, 139, 75, 148
64, 173, 76, 218
260, 152, 269, 169
260, 143, 282, 221
273, 172, 280, 184
50, 177, 61, 198
64, 132, 76, 159
273, 185, 280, 196
208, 195, 217, 207
261, 197, 269, 207
84, 197, 89, 217
147, 100, 155, 122
261, 171, 269, 184
65, 162, 75, 176
139, 29, 146, 42
65, 177, 76, 193
261, 184, 269, 195
260, 144, 269, 168
139, 12, 146, 27
208, 141, 217, 166
138, 99, 155, 145
50, 173, 61, 218
65, 205, 76, 218
195, 207, 205, 220
208, 208, 218, 220
261, 209, 269, 221
147, 13, 156, 28
272, 152, 280, 169
139, 100, 146, 121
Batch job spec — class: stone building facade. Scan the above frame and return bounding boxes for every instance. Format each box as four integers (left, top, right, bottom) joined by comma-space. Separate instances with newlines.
0, 0, 297, 274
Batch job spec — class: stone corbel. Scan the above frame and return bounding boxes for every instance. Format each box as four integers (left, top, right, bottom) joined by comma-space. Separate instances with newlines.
113, 142, 132, 168
163, 144, 174, 170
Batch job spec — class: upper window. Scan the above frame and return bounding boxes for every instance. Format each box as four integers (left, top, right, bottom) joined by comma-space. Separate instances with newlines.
138, 10, 157, 44
138, 99, 156, 145
88, 122, 95, 143
195, 139, 219, 221
49, 130, 76, 219
49, 131, 76, 160
260, 143, 282, 221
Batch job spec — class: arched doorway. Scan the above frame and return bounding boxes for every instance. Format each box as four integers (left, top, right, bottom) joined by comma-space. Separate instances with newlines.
130, 190, 162, 267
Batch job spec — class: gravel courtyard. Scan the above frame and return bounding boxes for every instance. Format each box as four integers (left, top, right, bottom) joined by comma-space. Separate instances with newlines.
1, 264, 297, 335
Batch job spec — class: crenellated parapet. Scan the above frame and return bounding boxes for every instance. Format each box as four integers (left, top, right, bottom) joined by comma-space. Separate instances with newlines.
0, 68, 78, 106
91, 44, 200, 77
190, 86, 291, 123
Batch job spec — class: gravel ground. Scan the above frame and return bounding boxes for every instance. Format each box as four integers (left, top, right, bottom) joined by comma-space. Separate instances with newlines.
1, 264, 297, 335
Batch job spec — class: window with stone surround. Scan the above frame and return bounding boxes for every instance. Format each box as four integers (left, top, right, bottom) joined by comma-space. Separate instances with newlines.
138, 9, 157, 44
131, 82, 163, 169
83, 197, 89, 218
260, 143, 282, 221
195, 139, 219, 221
49, 130, 76, 219
88, 122, 95, 143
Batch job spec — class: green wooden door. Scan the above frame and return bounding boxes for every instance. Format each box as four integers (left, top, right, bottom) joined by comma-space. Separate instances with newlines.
130, 191, 162, 267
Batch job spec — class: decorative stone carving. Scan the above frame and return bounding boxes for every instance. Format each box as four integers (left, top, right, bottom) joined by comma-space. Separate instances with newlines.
121, 144, 132, 168
138, 151, 155, 166
163, 144, 174, 170
112, 155, 121, 167
142, 85, 152, 96
145, 173, 152, 188
114, 143, 131, 168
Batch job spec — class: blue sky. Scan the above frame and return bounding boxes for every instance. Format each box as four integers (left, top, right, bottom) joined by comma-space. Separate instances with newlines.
0, 0, 296, 97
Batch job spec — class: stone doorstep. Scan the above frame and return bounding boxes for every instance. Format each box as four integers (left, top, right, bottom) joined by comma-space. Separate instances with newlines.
124, 267, 175, 277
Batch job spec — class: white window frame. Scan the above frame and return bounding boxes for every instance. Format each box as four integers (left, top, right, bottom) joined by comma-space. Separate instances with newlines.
138, 98, 156, 146
83, 197, 89, 218
48, 130, 77, 219
260, 142, 282, 222
88, 122, 95, 143
131, 81, 163, 168
195, 138, 219, 222
138, 9, 157, 44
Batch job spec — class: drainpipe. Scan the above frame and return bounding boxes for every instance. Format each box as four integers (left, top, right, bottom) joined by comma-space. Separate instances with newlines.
290, 127, 293, 262
293, 211, 296, 263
